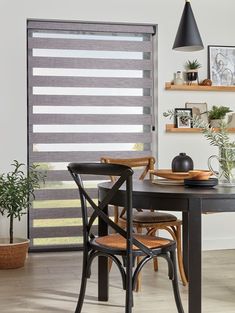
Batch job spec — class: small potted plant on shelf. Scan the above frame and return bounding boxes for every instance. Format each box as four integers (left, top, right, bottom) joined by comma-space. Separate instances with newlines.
208, 105, 232, 128
185, 59, 201, 84
0, 160, 45, 269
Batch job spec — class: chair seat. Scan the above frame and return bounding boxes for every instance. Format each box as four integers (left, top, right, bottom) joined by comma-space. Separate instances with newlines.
94, 233, 171, 250
121, 210, 177, 223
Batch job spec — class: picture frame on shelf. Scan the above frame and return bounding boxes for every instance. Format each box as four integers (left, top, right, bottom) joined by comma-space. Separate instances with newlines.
174, 108, 192, 128
185, 102, 208, 126
208, 45, 235, 86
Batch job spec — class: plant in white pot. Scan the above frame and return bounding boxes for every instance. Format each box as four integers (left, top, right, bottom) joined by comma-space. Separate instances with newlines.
208, 105, 232, 128
0, 160, 45, 269
185, 59, 201, 85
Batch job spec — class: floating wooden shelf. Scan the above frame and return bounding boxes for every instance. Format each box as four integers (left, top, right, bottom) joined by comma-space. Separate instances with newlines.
165, 82, 235, 92
165, 124, 235, 133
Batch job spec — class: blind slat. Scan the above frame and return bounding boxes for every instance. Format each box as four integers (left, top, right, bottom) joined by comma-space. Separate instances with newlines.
30, 95, 152, 107
29, 56, 152, 70
34, 188, 97, 200
31, 114, 152, 125
28, 37, 152, 52
31, 151, 152, 163
30, 226, 93, 238
31, 132, 152, 144
30, 76, 152, 88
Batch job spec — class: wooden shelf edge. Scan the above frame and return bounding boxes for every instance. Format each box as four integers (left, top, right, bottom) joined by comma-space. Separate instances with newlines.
165, 82, 235, 91
165, 124, 235, 133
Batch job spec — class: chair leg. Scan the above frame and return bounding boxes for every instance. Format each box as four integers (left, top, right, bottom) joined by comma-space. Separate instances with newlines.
175, 225, 188, 286
75, 251, 89, 313
170, 250, 185, 313
135, 226, 142, 292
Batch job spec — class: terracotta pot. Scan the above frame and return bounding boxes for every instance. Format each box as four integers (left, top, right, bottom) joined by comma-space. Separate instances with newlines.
0, 238, 30, 269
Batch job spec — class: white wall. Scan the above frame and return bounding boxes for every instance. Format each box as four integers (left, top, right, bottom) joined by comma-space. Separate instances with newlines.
0, 0, 235, 250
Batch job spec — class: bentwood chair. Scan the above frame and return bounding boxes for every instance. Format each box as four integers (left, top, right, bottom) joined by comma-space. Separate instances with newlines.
67, 162, 184, 313
100, 156, 187, 290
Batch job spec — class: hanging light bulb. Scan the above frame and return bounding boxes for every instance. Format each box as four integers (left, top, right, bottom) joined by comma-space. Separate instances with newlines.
173, 0, 204, 51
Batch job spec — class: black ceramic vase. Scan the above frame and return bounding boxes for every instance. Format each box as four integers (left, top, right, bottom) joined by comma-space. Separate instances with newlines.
171, 153, 194, 172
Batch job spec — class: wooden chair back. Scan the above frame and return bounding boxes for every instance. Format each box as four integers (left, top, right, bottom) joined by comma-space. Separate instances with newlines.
100, 156, 156, 182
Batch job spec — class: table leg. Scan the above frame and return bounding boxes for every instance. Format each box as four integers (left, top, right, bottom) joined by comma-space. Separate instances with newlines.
182, 211, 189, 278
188, 198, 202, 313
98, 204, 109, 301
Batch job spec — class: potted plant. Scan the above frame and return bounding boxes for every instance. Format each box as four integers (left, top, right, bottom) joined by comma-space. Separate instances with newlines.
208, 105, 232, 127
0, 160, 45, 269
185, 59, 201, 84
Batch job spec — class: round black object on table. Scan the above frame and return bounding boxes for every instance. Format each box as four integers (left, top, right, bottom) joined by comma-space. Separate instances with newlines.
184, 178, 218, 188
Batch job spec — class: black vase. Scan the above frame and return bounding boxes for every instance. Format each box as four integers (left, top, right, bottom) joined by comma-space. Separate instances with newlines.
171, 153, 194, 172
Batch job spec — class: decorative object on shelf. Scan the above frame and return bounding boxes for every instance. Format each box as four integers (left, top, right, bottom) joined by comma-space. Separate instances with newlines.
208, 105, 232, 128
227, 113, 235, 128
200, 78, 212, 86
208, 45, 235, 86
185, 59, 201, 84
208, 147, 235, 187
174, 71, 184, 85
171, 152, 194, 172
173, 0, 204, 51
174, 108, 192, 128
0, 160, 46, 269
164, 109, 235, 186
185, 102, 208, 125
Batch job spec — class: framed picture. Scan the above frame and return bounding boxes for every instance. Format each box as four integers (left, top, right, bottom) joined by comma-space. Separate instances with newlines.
208, 45, 235, 86
185, 102, 208, 126
174, 108, 192, 128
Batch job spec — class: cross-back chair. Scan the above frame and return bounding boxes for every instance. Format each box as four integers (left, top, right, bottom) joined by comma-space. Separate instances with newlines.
67, 162, 184, 313
100, 156, 187, 290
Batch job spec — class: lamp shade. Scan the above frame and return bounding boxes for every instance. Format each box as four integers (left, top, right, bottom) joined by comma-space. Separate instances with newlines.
173, 0, 204, 51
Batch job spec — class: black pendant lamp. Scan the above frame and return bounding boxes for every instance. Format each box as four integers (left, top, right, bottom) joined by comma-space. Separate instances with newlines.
173, 0, 204, 51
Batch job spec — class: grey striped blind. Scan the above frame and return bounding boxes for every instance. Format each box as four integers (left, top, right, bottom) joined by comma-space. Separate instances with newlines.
27, 19, 156, 251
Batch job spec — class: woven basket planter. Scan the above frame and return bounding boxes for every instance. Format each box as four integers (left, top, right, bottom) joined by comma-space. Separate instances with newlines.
0, 238, 30, 269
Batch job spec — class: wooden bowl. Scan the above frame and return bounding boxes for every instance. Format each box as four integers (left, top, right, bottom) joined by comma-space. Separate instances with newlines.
188, 170, 212, 180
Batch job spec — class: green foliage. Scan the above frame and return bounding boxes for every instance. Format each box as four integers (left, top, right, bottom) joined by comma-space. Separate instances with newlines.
208, 105, 232, 120
0, 160, 46, 243
186, 59, 201, 70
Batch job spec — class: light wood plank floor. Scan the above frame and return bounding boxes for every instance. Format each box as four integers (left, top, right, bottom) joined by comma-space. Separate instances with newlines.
0, 250, 234, 313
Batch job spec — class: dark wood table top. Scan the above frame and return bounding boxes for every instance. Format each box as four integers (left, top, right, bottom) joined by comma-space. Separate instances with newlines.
99, 180, 235, 213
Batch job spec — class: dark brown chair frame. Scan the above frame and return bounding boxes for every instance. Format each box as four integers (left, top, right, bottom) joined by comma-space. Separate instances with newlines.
68, 162, 184, 313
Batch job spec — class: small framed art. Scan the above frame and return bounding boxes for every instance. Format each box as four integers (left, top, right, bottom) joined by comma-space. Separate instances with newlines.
174, 108, 192, 128
208, 45, 235, 86
185, 102, 208, 125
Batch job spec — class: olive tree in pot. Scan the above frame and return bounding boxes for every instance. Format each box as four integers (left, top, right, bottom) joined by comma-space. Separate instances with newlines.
0, 160, 45, 269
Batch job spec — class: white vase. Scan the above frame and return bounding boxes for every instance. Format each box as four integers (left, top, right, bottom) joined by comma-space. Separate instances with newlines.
210, 119, 222, 128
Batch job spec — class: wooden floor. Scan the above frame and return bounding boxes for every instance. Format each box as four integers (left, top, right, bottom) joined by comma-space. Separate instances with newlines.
0, 250, 234, 313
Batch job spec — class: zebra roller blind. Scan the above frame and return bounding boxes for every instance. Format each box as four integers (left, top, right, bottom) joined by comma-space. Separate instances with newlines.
27, 19, 156, 251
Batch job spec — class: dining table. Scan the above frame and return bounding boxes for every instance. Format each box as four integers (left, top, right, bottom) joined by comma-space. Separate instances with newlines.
98, 179, 235, 313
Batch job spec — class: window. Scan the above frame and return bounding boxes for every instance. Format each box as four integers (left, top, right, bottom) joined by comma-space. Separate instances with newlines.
27, 20, 157, 251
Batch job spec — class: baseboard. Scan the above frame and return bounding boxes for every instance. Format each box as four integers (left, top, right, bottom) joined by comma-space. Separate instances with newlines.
203, 237, 235, 251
